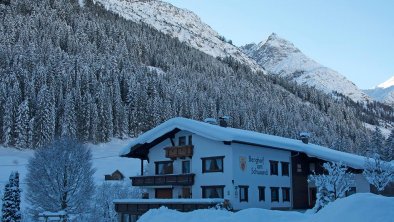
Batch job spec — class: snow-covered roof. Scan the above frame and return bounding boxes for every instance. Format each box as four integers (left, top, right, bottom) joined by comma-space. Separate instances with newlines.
120, 117, 368, 169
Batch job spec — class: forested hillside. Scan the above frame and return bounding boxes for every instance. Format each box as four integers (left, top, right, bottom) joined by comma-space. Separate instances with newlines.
0, 0, 392, 157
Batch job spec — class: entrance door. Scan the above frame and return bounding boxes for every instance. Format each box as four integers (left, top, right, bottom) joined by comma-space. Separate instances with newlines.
309, 187, 317, 208
155, 188, 173, 199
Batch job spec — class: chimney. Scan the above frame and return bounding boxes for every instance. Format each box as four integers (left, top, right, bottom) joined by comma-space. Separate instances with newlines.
204, 118, 217, 125
219, 116, 230, 127
300, 132, 310, 144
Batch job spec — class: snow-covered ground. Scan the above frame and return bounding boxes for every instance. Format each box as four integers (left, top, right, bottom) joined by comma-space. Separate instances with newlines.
138, 193, 394, 222
0, 138, 140, 213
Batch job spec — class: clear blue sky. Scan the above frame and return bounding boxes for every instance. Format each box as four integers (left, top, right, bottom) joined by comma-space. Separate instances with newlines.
164, 0, 394, 89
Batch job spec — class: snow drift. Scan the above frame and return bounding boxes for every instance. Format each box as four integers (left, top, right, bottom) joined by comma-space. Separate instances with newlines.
138, 193, 394, 222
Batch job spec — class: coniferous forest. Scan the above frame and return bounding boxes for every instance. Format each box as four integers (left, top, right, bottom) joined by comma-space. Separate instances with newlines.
0, 0, 393, 158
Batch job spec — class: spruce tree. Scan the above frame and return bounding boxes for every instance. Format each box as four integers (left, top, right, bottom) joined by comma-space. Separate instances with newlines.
1, 171, 22, 222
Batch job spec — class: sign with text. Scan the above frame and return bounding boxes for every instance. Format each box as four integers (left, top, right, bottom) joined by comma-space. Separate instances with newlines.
240, 156, 268, 175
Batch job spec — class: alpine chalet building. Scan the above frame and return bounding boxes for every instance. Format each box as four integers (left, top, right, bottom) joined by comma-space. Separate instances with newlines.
115, 117, 387, 221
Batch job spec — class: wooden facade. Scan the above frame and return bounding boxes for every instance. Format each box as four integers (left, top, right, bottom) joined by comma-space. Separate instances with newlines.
291, 152, 325, 209
114, 199, 223, 222
131, 173, 195, 186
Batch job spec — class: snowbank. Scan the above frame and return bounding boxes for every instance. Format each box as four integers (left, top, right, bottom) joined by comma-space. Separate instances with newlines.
138, 193, 394, 222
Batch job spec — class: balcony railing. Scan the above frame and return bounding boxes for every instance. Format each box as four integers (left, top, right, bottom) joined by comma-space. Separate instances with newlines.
164, 145, 193, 159
131, 174, 195, 186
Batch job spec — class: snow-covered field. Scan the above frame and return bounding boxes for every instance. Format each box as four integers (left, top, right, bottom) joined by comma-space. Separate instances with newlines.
0, 138, 140, 212
139, 193, 394, 222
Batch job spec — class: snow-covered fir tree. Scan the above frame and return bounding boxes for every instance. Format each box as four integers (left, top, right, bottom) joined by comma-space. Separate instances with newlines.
1, 171, 22, 222
15, 100, 30, 148
384, 129, 394, 161
308, 162, 354, 212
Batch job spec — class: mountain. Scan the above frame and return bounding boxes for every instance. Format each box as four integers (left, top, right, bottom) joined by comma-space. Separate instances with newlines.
364, 76, 394, 105
241, 33, 371, 103
93, 0, 262, 72
1, 0, 393, 158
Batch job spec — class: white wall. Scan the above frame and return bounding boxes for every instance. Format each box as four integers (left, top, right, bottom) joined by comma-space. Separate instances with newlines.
354, 173, 370, 193
231, 143, 292, 210
144, 130, 292, 210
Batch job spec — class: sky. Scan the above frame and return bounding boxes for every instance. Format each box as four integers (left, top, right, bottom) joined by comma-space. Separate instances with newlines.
164, 0, 394, 89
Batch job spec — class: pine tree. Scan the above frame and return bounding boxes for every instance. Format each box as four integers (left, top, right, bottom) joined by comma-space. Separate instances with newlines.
15, 100, 30, 148
384, 129, 394, 161
370, 127, 385, 156
34, 85, 55, 148
61, 91, 77, 139
1, 171, 22, 222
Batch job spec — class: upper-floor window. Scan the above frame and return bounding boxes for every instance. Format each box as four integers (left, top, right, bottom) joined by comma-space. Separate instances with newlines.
270, 161, 278, 175
155, 161, 173, 175
271, 187, 279, 202
202, 156, 224, 173
188, 135, 193, 145
281, 162, 289, 176
282, 187, 290, 202
179, 136, 186, 146
239, 185, 249, 202
202, 185, 224, 198
182, 160, 191, 174
258, 186, 265, 201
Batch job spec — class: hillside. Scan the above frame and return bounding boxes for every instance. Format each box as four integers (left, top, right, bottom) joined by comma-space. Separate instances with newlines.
92, 0, 262, 72
0, 0, 392, 156
241, 33, 371, 103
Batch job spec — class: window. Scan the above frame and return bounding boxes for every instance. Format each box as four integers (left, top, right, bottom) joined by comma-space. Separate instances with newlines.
188, 135, 193, 145
346, 187, 357, 197
297, 163, 302, 173
309, 162, 316, 173
270, 161, 278, 175
281, 162, 289, 176
202, 186, 224, 198
258, 186, 265, 201
179, 136, 186, 146
239, 186, 249, 202
202, 156, 224, 173
282, 187, 290, 202
271, 187, 279, 202
155, 161, 173, 175
182, 160, 190, 174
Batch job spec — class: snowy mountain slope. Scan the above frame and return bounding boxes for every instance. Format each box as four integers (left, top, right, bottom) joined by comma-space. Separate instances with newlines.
241, 33, 371, 102
364, 76, 394, 105
93, 0, 263, 72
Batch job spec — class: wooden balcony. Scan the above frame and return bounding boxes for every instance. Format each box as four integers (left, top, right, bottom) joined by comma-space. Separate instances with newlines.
164, 145, 193, 159
131, 174, 195, 186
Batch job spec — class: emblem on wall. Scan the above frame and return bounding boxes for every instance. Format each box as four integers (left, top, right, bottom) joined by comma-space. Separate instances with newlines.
239, 156, 247, 172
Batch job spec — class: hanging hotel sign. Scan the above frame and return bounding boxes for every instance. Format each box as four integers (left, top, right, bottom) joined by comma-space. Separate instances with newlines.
240, 156, 268, 175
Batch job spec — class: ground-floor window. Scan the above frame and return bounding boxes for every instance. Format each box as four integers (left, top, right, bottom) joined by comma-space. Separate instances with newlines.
239, 185, 249, 202
271, 187, 279, 202
121, 213, 138, 222
282, 187, 290, 202
258, 186, 265, 201
202, 185, 225, 198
